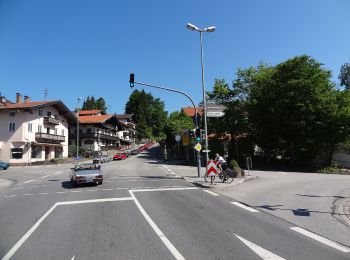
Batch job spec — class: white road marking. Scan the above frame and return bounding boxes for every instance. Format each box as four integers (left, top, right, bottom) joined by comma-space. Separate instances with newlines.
203, 190, 220, 196
70, 191, 82, 193
1, 203, 59, 260
234, 233, 286, 260
129, 191, 185, 260
86, 189, 98, 192
55, 191, 67, 194
23, 180, 34, 184
23, 194, 35, 196
39, 193, 49, 195
40, 175, 50, 179
114, 187, 129, 190
131, 187, 198, 193
4, 195, 16, 198
57, 197, 133, 205
101, 188, 113, 191
290, 227, 350, 253
54, 170, 65, 175
1, 197, 132, 260
71, 256, 75, 260
13, 187, 24, 190
231, 202, 260, 213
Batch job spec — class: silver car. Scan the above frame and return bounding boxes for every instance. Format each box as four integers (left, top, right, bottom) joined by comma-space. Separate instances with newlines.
92, 155, 111, 163
70, 163, 103, 187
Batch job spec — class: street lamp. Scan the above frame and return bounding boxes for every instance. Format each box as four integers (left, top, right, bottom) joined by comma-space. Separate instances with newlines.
186, 22, 216, 174
76, 97, 83, 161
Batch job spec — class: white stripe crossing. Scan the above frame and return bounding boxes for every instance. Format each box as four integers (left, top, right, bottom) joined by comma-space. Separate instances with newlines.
40, 175, 50, 179
4, 195, 16, 198
231, 202, 259, 213
131, 187, 198, 193
57, 197, 133, 205
290, 227, 350, 253
234, 234, 286, 260
129, 191, 185, 260
23, 180, 34, 184
203, 190, 220, 196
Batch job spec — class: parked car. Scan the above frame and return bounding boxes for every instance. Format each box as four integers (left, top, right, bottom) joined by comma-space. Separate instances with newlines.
130, 149, 139, 155
92, 155, 111, 163
0, 160, 9, 170
70, 163, 103, 186
113, 153, 127, 160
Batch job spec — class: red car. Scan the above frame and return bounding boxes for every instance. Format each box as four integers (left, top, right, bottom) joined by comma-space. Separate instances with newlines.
113, 153, 127, 160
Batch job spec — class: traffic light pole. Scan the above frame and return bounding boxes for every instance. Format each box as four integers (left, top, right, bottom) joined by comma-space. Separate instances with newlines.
131, 79, 202, 177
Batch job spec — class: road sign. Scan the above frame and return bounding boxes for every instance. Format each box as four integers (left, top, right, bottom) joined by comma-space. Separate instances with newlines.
194, 143, 202, 152
182, 135, 189, 146
207, 160, 218, 176
202, 150, 211, 153
206, 111, 225, 117
206, 104, 227, 111
175, 135, 181, 142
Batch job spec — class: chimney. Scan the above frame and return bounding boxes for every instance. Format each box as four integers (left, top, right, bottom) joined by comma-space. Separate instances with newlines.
24, 95, 30, 103
16, 93, 22, 103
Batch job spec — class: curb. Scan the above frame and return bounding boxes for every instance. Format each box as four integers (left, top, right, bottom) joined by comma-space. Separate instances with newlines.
183, 175, 257, 189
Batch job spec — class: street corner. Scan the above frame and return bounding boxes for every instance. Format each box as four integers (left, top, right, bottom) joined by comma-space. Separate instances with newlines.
182, 175, 258, 189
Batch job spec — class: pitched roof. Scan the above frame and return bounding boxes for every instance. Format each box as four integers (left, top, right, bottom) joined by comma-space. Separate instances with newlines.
79, 115, 113, 124
182, 107, 204, 117
0, 101, 55, 110
116, 114, 133, 119
78, 110, 101, 116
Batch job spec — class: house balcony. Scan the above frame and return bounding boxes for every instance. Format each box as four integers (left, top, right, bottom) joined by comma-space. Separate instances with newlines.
70, 132, 120, 141
44, 116, 60, 125
35, 132, 65, 144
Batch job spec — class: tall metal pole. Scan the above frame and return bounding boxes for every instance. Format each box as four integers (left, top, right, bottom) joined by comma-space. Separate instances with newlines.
76, 97, 82, 161
200, 31, 209, 175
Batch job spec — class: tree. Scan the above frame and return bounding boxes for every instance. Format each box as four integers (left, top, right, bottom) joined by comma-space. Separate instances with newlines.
81, 96, 107, 114
125, 89, 168, 140
339, 62, 350, 90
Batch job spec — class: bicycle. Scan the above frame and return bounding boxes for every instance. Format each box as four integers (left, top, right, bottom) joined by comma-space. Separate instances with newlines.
204, 167, 235, 183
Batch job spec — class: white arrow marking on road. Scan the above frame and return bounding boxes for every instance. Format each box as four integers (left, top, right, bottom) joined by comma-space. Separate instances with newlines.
231, 202, 260, 213
234, 234, 286, 260
23, 180, 34, 184
290, 227, 350, 253
71, 256, 75, 260
40, 175, 50, 179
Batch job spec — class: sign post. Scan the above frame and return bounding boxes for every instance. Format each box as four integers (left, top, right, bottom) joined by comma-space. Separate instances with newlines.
207, 160, 218, 185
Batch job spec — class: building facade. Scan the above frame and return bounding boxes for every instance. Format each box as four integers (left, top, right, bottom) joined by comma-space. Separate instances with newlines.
0, 93, 76, 165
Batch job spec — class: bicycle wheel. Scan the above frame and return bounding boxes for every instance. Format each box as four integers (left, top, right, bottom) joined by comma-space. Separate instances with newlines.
225, 169, 234, 183
204, 172, 215, 182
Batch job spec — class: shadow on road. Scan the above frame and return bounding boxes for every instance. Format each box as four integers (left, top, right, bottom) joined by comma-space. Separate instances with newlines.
61, 180, 98, 189
296, 194, 348, 199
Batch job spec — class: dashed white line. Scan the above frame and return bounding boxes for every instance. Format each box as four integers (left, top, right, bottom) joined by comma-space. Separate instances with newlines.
231, 202, 259, 213
234, 233, 286, 260
290, 227, 350, 253
23, 194, 35, 196
70, 191, 82, 193
130, 190, 185, 260
13, 187, 24, 190
86, 189, 98, 192
23, 180, 34, 184
203, 190, 220, 196
101, 188, 113, 191
39, 193, 49, 195
40, 175, 50, 179
4, 195, 16, 198
55, 191, 67, 194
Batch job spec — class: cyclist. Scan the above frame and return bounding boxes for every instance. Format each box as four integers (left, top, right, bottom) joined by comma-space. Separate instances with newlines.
215, 153, 227, 173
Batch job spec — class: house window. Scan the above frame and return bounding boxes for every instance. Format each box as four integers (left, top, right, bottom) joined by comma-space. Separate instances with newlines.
9, 111, 15, 117
11, 148, 23, 159
38, 125, 42, 133
28, 123, 33, 133
9, 122, 15, 131
31, 146, 42, 159
39, 109, 43, 116
61, 129, 64, 136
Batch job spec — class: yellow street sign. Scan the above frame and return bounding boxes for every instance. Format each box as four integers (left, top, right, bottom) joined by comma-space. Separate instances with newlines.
194, 143, 202, 152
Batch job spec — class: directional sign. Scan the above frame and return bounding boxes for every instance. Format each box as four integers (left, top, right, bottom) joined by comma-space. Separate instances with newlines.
182, 134, 189, 146
207, 160, 218, 176
194, 143, 202, 152
206, 111, 225, 117
206, 104, 227, 111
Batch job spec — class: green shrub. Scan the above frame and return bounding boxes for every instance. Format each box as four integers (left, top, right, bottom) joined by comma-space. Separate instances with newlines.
230, 159, 240, 170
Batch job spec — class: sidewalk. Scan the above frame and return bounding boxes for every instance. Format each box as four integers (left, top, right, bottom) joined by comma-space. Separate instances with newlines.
159, 160, 256, 188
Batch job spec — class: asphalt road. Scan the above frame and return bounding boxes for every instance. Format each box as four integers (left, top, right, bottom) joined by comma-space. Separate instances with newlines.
0, 149, 349, 260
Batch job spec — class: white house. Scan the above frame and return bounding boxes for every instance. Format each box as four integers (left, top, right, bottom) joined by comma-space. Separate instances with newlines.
0, 93, 76, 165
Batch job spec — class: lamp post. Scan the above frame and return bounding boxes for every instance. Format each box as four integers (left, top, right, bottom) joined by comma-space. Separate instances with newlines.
76, 97, 82, 161
186, 22, 215, 174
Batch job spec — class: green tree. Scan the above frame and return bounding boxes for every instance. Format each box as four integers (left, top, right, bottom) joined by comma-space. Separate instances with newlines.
81, 96, 107, 114
339, 62, 350, 90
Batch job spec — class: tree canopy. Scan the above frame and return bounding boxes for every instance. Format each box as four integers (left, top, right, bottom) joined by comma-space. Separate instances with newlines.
82, 96, 108, 114
125, 89, 168, 140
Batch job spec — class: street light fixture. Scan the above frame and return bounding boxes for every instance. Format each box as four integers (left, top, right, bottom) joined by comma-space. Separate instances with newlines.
186, 22, 215, 176
76, 97, 83, 161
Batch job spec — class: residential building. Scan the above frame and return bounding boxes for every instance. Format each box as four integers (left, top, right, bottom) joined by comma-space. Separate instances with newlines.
116, 114, 136, 146
69, 110, 133, 152
0, 93, 76, 165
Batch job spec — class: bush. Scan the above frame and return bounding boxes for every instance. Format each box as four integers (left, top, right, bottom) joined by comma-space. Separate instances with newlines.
230, 159, 240, 170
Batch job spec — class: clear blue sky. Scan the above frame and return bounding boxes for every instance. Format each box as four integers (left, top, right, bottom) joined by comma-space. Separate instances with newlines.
0, 0, 349, 114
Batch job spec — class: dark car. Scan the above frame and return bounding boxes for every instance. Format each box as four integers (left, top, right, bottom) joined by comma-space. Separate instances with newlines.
130, 149, 139, 155
0, 160, 9, 170
70, 163, 103, 186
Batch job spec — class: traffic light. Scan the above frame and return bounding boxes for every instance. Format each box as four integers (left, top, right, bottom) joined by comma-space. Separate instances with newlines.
189, 129, 195, 138
129, 73, 135, 88
195, 128, 201, 142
